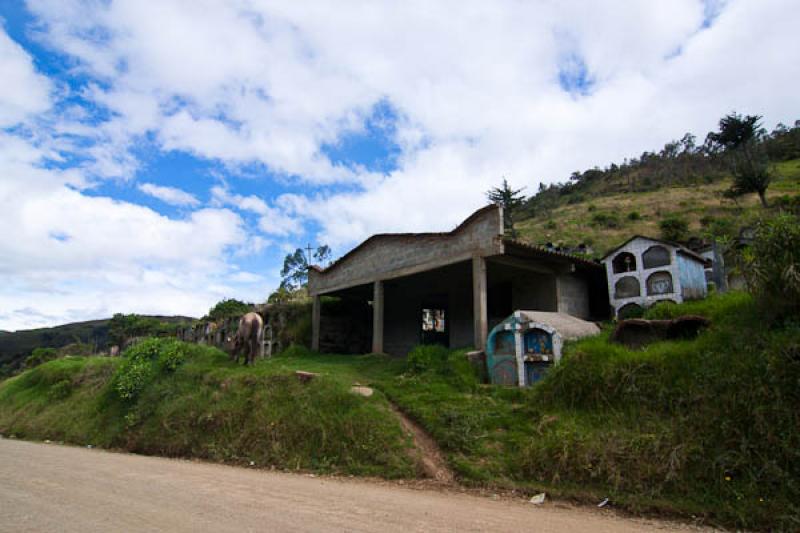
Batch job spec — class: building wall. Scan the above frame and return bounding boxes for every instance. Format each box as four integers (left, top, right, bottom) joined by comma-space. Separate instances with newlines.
556, 274, 591, 319
382, 262, 475, 356
678, 254, 708, 300
603, 237, 686, 316
309, 205, 503, 295
510, 272, 558, 313
380, 260, 567, 356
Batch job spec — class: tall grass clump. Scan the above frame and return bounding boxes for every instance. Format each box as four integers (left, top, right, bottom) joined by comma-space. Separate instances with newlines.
527, 291, 800, 529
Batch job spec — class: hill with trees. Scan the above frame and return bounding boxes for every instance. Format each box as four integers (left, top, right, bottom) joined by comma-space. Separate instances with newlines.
0, 314, 194, 378
508, 114, 800, 255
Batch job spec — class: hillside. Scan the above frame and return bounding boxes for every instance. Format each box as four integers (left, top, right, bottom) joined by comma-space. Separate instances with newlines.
1, 292, 798, 529
515, 158, 800, 256
0, 315, 195, 375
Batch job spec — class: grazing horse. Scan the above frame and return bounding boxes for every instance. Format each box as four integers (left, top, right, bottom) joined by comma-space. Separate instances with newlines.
230, 312, 264, 365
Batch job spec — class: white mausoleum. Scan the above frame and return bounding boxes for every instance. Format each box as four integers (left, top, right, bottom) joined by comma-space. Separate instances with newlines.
600, 236, 710, 318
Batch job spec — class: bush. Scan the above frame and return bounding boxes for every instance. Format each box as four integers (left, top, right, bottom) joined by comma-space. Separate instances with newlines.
627, 211, 641, 221
112, 338, 188, 401
590, 212, 620, 228
25, 347, 58, 369
659, 215, 689, 241
741, 213, 800, 319
407, 344, 450, 374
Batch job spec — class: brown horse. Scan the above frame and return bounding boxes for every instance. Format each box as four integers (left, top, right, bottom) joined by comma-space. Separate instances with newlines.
230, 312, 264, 365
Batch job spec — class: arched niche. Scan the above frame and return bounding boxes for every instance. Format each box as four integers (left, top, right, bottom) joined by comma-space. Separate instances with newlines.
614, 276, 640, 299
612, 252, 637, 274
642, 245, 671, 269
646, 271, 674, 295
617, 303, 643, 319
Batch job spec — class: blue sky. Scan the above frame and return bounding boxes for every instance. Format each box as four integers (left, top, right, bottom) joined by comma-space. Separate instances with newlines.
1, 0, 798, 330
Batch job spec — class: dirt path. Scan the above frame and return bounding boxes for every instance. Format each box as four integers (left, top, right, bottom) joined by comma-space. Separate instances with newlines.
388, 403, 456, 484
0, 438, 710, 533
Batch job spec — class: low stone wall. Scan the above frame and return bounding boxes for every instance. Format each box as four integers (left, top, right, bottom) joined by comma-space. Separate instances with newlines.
177, 300, 370, 356
176, 303, 312, 356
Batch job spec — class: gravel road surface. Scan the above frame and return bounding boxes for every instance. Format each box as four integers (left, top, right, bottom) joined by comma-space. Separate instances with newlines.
0, 438, 706, 532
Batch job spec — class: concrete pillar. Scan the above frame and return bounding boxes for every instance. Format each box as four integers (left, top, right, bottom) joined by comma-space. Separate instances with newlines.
372, 280, 384, 353
311, 294, 321, 352
472, 255, 488, 350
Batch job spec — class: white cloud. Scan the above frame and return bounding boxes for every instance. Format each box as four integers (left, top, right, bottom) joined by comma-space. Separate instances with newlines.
0, 25, 51, 127
210, 185, 303, 237
20, 0, 800, 248
0, 131, 274, 330
138, 182, 200, 207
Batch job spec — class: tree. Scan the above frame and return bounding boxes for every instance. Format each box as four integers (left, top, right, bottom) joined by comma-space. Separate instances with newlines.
206, 298, 251, 321
659, 215, 689, 242
279, 245, 332, 291
708, 113, 772, 207
741, 213, 800, 319
108, 313, 178, 345
486, 178, 526, 237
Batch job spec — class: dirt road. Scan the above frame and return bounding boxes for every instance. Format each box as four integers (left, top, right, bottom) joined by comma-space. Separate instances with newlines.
0, 438, 703, 532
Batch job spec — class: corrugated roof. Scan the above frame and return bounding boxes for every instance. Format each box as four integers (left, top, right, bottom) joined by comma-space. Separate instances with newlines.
502, 239, 603, 269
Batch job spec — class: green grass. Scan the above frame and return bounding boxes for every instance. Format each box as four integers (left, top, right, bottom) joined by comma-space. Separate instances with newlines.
0, 344, 414, 478
515, 157, 800, 255
2, 294, 798, 529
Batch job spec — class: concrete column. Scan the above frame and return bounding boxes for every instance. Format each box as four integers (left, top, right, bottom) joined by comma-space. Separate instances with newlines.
472, 255, 488, 350
311, 294, 321, 352
372, 280, 384, 353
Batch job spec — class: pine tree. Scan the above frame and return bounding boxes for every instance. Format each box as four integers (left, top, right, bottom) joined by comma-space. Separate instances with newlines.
486, 178, 526, 237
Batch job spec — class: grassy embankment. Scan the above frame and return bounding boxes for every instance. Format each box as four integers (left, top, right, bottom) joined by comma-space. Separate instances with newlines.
1, 291, 798, 529
0, 342, 414, 478
516, 158, 800, 254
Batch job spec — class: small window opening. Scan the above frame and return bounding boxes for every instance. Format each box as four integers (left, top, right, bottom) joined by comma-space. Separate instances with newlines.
422, 308, 446, 333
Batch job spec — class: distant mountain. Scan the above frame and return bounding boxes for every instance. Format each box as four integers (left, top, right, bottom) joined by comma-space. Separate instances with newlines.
0, 315, 195, 374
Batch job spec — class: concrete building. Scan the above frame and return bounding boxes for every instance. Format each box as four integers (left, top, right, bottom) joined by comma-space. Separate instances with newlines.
308, 205, 608, 356
601, 235, 711, 318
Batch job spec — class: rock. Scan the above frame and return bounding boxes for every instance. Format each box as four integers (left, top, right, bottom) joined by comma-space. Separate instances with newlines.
295, 371, 319, 383
611, 315, 710, 348
529, 493, 546, 505
350, 386, 373, 397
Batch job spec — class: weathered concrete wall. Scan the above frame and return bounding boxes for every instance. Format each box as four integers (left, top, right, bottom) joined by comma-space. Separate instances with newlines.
309, 205, 504, 295
556, 274, 591, 319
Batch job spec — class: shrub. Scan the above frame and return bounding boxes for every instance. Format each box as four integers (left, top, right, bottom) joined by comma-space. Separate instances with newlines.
741, 213, 800, 319
25, 347, 58, 369
112, 338, 188, 401
590, 212, 620, 228
659, 215, 689, 241
627, 211, 641, 221
407, 344, 450, 374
